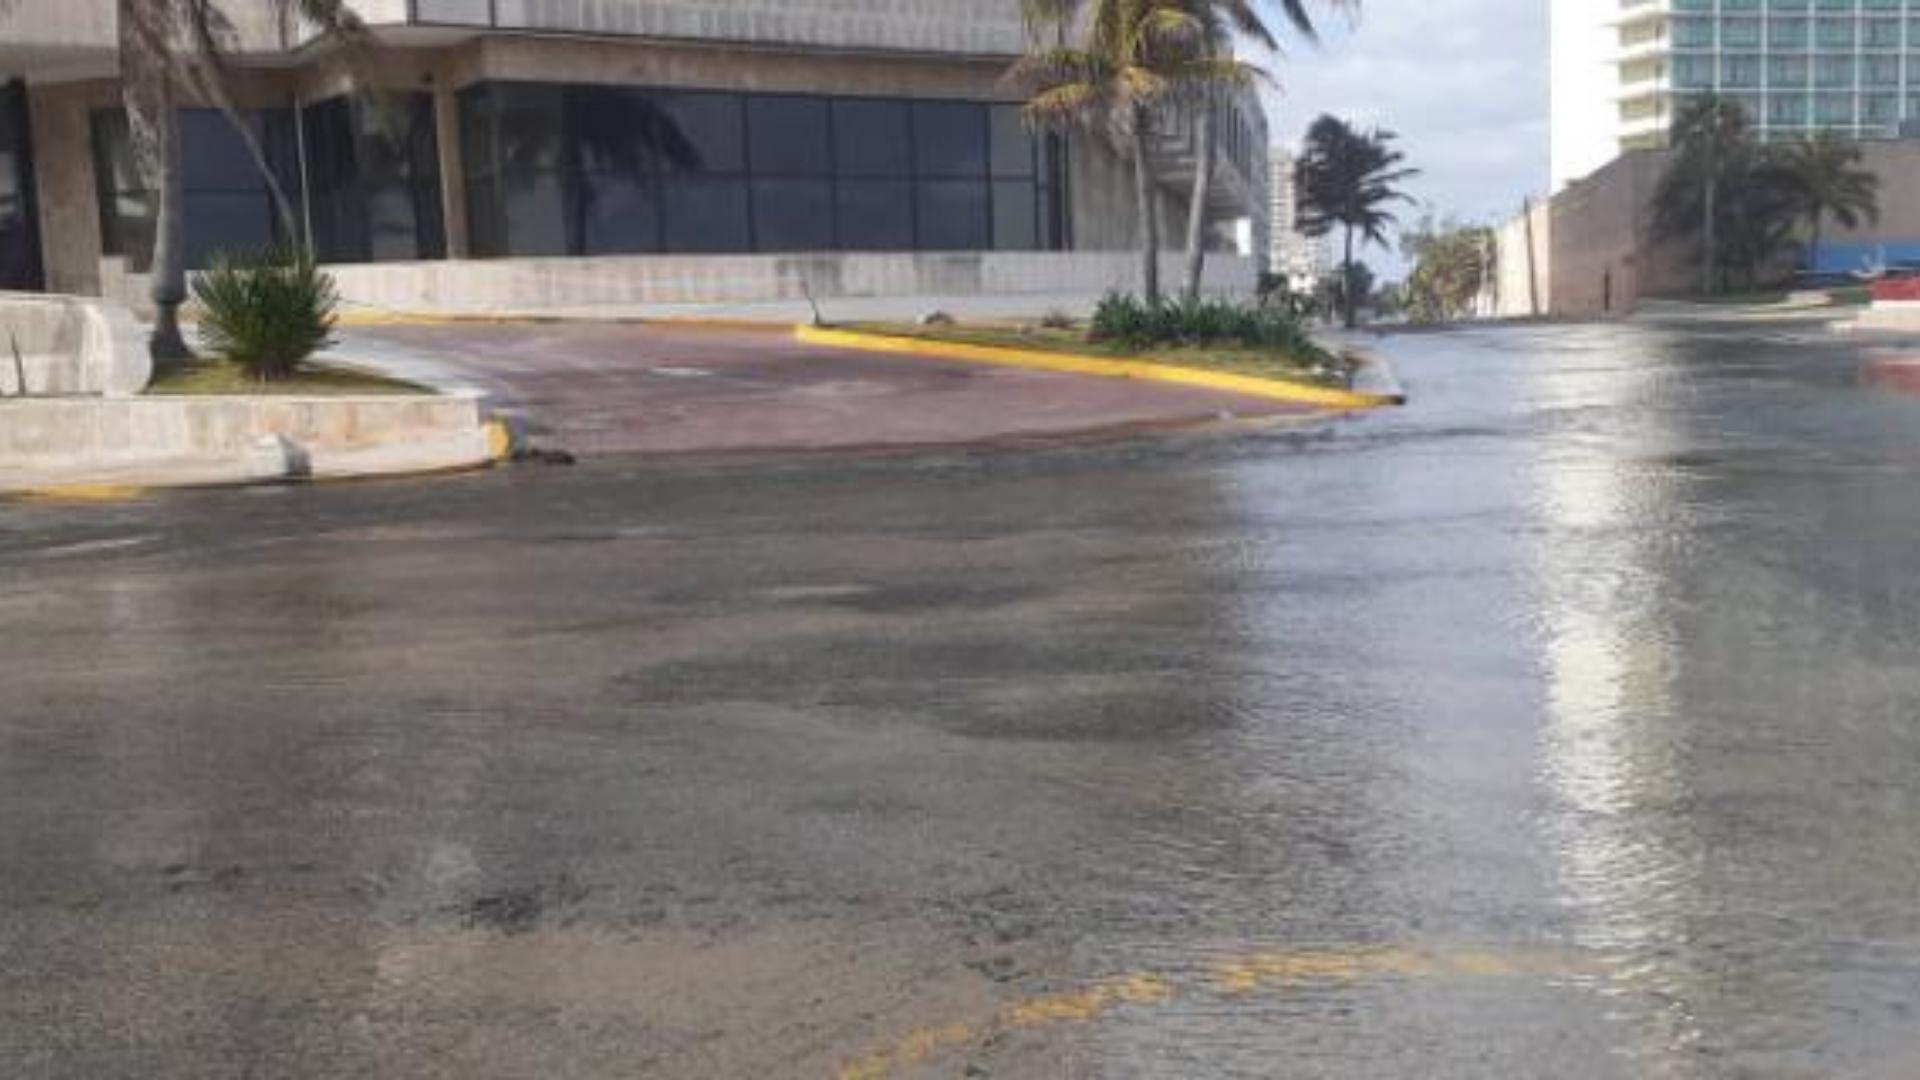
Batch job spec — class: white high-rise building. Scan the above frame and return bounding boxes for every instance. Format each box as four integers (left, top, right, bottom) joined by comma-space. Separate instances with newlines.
1552, 0, 1920, 191
1266, 144, 1331, 287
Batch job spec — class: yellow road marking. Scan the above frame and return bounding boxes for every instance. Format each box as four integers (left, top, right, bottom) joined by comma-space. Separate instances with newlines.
839, 945, 1608, 1080
795, 324, 1402, 412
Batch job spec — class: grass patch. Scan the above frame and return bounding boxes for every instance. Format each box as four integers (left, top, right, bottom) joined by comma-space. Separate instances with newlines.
1826, 285, 1872, 306
147, 359, 430, 397
843, 320, 1344, 385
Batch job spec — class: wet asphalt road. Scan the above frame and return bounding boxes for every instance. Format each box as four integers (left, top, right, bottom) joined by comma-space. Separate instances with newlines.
7, 318, 1920, 1078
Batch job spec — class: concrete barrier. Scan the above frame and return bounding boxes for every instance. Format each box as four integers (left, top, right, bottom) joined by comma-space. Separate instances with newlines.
0, 291, 150, 397
0, 391, 491, 492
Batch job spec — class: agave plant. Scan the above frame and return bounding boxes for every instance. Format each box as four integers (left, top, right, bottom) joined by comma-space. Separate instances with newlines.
192, 247, 340, 381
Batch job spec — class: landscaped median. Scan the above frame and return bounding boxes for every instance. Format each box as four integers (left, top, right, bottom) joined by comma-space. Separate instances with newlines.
0, 276, 502, 497
793, 304, 1403, 412
0, 391, 497, 495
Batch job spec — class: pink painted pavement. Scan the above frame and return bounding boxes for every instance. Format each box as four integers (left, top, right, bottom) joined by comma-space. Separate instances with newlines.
344, 322, 1312, 458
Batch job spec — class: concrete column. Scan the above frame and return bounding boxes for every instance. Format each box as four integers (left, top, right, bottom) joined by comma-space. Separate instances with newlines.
432, 83, 468, 259
27, 81, 107, 296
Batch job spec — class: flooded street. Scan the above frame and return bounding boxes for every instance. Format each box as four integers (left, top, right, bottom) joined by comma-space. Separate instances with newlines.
6, 318, 1920, 1077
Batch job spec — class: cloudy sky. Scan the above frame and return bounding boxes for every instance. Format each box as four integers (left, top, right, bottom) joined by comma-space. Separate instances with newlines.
1260, 0, 1550, 271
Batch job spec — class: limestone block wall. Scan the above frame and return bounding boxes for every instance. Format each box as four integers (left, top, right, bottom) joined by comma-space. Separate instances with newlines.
0, 292, 149, 397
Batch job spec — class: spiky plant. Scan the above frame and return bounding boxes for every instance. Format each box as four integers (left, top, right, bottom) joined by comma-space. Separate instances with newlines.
192, 247, 339, 381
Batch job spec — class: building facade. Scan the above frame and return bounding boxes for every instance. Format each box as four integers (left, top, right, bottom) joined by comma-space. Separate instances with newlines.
0, 0, 1267, 309
1553, 0, 1920, 190
1499, 135, 1920, 318
1263, 144, 1329, 289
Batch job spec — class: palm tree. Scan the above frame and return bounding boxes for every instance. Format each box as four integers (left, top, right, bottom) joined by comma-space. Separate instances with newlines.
114, 0, 369, 369
1015, 0, 1228, 306
1179, 2, 1360, 302
1294, 114, 1416, 328
1658, 95, 1752, 296
1771, 130, 1879, 275
1652, 123, 1799, 294
1176, 2, 1280, 303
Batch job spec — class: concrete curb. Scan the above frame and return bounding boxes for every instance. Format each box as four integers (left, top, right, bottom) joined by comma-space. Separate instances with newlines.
0, 392, 496, 497
794, 325, 1406, 412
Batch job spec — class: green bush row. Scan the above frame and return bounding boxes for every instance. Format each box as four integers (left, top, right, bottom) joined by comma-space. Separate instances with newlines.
1089, 292, 1326, 360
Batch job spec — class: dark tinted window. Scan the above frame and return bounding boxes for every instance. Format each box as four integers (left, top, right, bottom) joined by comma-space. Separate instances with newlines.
913, 101, 987, 177
303, 93, 445, 263
458, 84, 497, 177
182, 191, 276, 267
501, 171, 569, 256
664, 178, 750, 252
466, 177, 502, 255
992, 180, 1037, 250
748, 97, 830, 176
492, 83, 565, 172
180, 110, 267, 189
578, 171, 662, 254
916, 180, 988, 250
455, 82, 1065, 258
989, 106, 1035, 178
659, 92, 744, 174
832, 99, 911, 177
1, 82, 41, 290
567, 86, 684, 175
836, 180, 914, 250
752, 179, 834, 251
90, 107, 300, 270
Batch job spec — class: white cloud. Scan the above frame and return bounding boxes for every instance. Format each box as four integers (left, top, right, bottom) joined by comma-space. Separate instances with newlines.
1259, 0, 1549, 274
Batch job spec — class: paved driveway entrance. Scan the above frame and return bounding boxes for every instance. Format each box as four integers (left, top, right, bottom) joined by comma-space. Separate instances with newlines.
339, 321, 1312, 457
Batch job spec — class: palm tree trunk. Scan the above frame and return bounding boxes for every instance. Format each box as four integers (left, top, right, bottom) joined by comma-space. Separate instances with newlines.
1131, 107, 1161, 306
145, 88, 192, 368
1182, 100, 1215, 304
1808, 209, 1822, 275
1342, 224, 1356, 330
1701, 172, 1718, 297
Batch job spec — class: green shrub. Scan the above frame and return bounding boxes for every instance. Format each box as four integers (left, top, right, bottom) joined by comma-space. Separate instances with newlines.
1091, 291, 1154, 346
192, 247, 340, 381
1090, 291, 1328, 364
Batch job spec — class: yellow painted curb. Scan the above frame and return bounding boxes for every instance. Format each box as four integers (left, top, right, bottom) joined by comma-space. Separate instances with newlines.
484, 416, 514, 462
11, 484, 151, 503
645, 316, 791, 332
794, 325, 1401, 411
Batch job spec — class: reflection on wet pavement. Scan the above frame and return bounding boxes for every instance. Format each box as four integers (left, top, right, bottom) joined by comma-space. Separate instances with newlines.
5, 317, 1920, 1077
